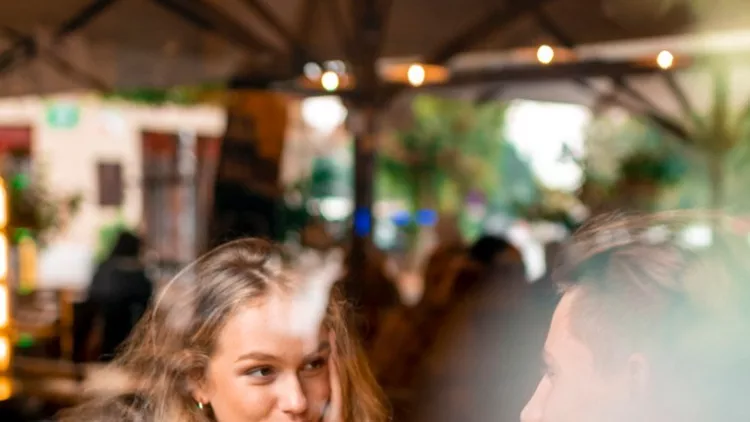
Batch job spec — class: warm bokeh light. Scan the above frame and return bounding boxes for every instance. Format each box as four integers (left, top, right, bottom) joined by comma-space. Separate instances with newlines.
0, 234, 7, 282
303, 62, 322, 79
19, 236, 37, 292
657, 50, 674, 69
300, 96, 348, 135
407, 64, 426, 87
537, 45, 555, 64
0, 336, 9, 372
380, 62, 450, 86
0, 286, 7, 330
0, 376, 11, 401
321, 71, 340, 92
0, 181, 6, 230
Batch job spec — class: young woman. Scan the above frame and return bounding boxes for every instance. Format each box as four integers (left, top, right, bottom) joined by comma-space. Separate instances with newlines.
60, 238, 388, 422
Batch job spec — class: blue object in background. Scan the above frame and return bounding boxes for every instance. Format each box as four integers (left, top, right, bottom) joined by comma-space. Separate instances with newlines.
391, 210, 411, 227
354, 208, 372, 236
415, 209, 438, 226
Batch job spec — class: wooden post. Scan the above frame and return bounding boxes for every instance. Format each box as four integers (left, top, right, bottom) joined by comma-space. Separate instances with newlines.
347, 0, 382, 302
348, 107, 377, 298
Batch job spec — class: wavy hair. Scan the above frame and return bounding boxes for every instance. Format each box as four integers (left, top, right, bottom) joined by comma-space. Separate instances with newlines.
60, 238, 388, 422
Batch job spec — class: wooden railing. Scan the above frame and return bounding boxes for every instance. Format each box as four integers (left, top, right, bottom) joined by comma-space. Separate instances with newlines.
12, 288, 82, 360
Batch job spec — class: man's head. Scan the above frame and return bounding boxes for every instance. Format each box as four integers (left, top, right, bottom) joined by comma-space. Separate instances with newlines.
522, 212, 750, 422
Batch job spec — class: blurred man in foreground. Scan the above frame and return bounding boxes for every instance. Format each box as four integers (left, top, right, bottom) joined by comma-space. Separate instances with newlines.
522, 212, 750, 422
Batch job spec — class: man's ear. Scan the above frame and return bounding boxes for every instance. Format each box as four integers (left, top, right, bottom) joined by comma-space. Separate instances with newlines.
626, 353, 650, 399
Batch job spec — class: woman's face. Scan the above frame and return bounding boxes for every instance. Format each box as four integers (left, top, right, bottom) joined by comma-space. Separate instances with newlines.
195, 293, 332, 422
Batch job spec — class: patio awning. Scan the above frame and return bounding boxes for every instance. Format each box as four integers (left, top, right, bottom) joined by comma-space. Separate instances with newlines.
1, 0, 749, 97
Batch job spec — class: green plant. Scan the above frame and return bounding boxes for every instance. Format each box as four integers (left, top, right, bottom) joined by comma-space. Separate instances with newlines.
619, 150, 687, 185
580, 112, 692, 212
8, 165, 82, 247
103, 83, 226, 106
377, 96, 507, 212
376, 96, 508, 270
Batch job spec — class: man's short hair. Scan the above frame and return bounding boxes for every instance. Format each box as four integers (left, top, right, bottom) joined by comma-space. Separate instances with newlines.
553, 212, 750, 416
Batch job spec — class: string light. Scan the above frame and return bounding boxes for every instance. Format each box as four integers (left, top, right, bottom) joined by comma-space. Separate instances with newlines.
321, 71, 340, 92
657, 50, 674, 70
407, 64, 426, 87
537, 45, 555, 65
303, 62, 322, 80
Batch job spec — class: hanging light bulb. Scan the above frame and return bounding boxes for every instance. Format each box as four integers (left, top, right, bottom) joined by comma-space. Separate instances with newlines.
657, 50, 674, 70
303, 62, 322, 80
407, 64, 426, 87
321, 71, 340, 92
537, 45, 554, 65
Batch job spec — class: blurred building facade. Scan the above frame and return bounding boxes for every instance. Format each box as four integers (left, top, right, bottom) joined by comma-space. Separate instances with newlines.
0, 94, 226, 288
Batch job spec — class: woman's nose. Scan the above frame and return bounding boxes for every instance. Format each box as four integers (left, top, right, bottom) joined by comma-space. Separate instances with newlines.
277, 374, 309, 415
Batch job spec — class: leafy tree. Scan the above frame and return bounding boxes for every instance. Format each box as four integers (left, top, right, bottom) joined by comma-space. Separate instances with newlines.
376, 95, 507, 270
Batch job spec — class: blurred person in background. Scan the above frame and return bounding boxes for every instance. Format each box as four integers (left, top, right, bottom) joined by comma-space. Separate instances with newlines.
74, 231, 153, 364
372, 233, 548, 421
88, 231, 153, 361
60, 238, 388, 422
522, 212, 750, 422
409, 234, 551, 422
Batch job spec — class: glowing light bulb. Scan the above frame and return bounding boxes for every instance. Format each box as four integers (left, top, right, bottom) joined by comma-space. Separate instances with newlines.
0, 336, 8, 372
0, 286, 7, 330
407, 64, 426, 87
303, 62, 322, 79
321, 71, 340, 92
657, 50, 674, 69
537, 45, 554, 65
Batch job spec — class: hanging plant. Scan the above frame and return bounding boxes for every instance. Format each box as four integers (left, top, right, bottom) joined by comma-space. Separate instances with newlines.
102, 83, 227, 106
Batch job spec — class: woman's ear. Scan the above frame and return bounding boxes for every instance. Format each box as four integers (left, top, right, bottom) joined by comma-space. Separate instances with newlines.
188, 366, 211, 404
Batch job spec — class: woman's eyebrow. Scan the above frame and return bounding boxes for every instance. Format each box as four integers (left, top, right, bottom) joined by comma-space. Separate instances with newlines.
235, 351, 278, 362
305, 340, 331, 358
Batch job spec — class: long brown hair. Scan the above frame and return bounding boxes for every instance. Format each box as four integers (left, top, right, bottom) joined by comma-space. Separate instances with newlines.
60, 238, 388, 422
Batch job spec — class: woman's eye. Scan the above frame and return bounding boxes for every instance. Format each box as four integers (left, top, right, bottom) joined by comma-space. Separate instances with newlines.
304, 358, 327, 371
246, 366, 276, 378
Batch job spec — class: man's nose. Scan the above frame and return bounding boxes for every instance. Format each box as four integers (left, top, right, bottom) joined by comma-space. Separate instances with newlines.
520, 380, 546, 422
277, 374, 308, 415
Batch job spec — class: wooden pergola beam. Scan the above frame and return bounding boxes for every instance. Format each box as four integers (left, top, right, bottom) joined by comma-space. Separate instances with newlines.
661, 71, 701, 127
297, 0, 321, 43
445, 61, 665, 84
535, 9, 691, 142
240, 0, 318, 64
2, 26, 110, 91
0, 0, 119, 74
238, 59, 665, 97
426, 0, 553, 65
381, 0, 553, 104
154, 0, 281, 56
328, 0, 355, 60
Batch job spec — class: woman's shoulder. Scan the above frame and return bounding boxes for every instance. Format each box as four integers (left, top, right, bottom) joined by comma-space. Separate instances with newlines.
57, 393, 155, 422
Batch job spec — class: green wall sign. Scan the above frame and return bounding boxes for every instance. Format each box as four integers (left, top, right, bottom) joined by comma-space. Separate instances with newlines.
46, 102, 80, 129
